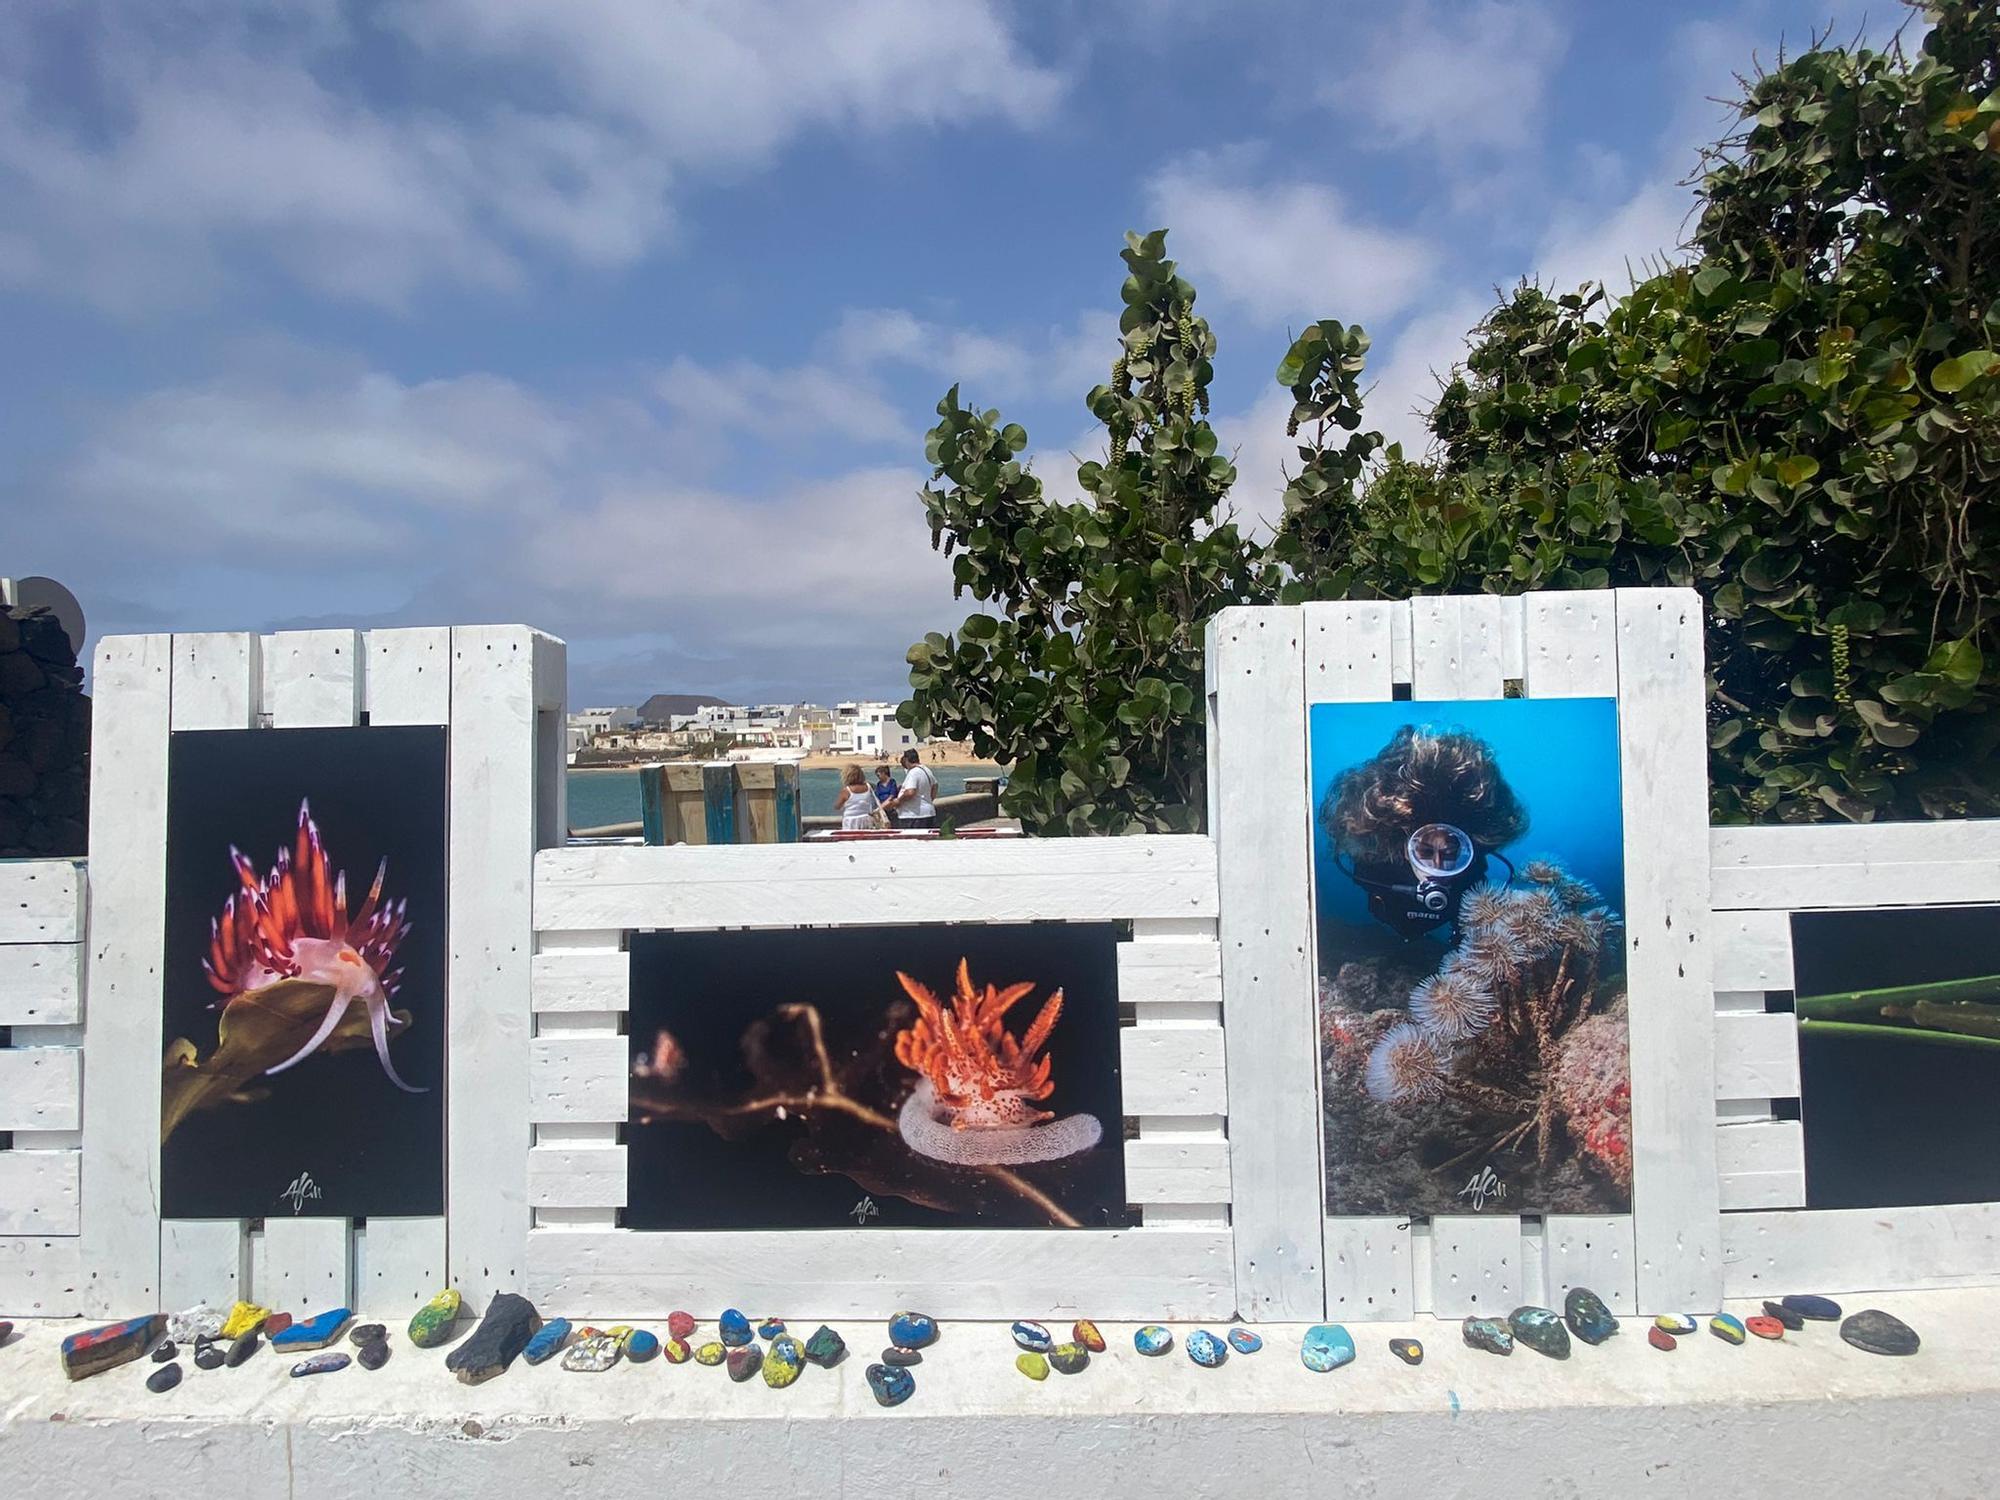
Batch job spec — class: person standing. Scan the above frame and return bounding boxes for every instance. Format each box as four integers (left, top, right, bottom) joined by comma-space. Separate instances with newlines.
835, 763, 887, 831
872, 764, 898, 806
887, 747, 940, 830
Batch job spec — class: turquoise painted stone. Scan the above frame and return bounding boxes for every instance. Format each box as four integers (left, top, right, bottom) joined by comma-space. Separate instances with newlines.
803, 1325, 846, 1368
1563, 1287, 1619, 1346
289, 1351, 351, 1378
1463, 1317, 1514, 1356
763, 1336, 806, 1387
718, 1309, 753, 1347
888, 1311, 938, 1350
624, 1328, 661, 1362
523, 1318, 572, 1365
1389, 1337, 1423, 1366
1301, 1323, 1356, 1372
1186, 1329, 1228, 1368
1011, 1320, 1054, 1352
1841, 1309, 1919, 1356
61, 1315, 166, 1381
867, 1362, 915, 1407
1048, 1341, 1089, 1374
757, 1319, 787, 1340
271, 1308, 352, 1351
1782, 1294, 1842, 1322
1710, 1313, 1747, 1345
1133, 1325, 1174, 1357
1509, 1306, 1571, 1360
1227, 1328, 1263, 1354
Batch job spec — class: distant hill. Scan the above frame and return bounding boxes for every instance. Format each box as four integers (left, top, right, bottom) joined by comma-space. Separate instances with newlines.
637, 692, 734, 722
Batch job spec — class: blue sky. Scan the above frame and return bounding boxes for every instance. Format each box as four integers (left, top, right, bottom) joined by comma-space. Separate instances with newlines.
2, 0, 1891, 705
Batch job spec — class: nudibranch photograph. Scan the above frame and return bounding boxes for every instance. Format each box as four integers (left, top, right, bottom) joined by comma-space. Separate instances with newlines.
625, 923, 1129, 1229
159, 725, 448, 1220
1310, 697, 1631, 1218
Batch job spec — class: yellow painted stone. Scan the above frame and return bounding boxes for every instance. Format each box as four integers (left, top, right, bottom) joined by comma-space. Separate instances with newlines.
220, 1302, 271, 1340
694, 1340, 727, 1366
407, 1288, 462, 1348
1016, 1351, 1049, 1381
1654, 1314, 1696, 1336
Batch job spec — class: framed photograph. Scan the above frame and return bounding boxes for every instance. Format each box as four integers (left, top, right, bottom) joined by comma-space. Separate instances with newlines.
160, 725, 448, 1220
626, 922, 1130, 1231
1310, 696, 1630, 1218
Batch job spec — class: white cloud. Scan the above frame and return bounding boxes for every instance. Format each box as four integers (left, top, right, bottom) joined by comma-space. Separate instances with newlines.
828, 307, 1118, 404
654, 357, 910, 448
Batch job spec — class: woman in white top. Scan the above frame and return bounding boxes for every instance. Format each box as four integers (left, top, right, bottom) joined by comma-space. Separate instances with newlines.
836, 763, 886, 831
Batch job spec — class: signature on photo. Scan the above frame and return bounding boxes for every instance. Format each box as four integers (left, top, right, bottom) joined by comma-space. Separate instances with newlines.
1457, 1166, 1506, 1211
278, 1171, 323, 1214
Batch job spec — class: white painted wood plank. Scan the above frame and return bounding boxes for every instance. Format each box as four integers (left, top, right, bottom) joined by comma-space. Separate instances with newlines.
1715, 1120, 1806, 1211
1617, 589, 1722, 1313
1522, 590, 1619, 697
1428, 1214, 1523, 1318
527, 1146, 628, 1209
364, 627, 452, 726
523, 1227, 1235, 1320
1323, 1217, 1414, 1320
1119, 1025, 1225, 1115
528, 1036, 629, 1123
1542, 1215, 1637, 1314
1711, 909, 1794, 991
265, 628, 362, 728
530, 950, 629, 1013
1115, 939, 1221, 1010
1302, 599, 1395, 701
1722, 1204, 2000, 1295
0, 1235, 84, 1316
0, 1042, 80, 1130
260, 1216, 352, 1313
0, 1150, 81, 1234
1410, 593, 1507, 699
1710, 821, 2000, 910
1389, 602, 1413, 684
354, 1217, 446, 1313
1124, 1135, 1230, 1205
0, 860, 84, 943
1714, 1010, 1801, 1099
169, 632, 261, 729
1205, 605, 1321, 1319
534, 835, 1219, 932
1498, 593, 1526, 682
160, 1220, 247, 1310
0, 943, 83, 1024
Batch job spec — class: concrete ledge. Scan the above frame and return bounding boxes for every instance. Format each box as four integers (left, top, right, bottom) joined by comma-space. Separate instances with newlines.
3, 1292, 1994, 1496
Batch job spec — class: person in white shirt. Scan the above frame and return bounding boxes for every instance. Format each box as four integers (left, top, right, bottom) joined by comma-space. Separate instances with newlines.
835, 763, 888, 831
887, 748, 940, 829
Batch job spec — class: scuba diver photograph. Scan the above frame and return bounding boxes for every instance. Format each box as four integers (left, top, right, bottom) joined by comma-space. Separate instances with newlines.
1309, 700, 1632, 1217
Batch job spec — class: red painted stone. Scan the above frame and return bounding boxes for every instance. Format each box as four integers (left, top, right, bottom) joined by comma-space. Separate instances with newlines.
1746, 1316, 1785, 1340
1648, 1326, 1677, 1352
667, 1310, 696, 1340
263, 1313, 293, 1336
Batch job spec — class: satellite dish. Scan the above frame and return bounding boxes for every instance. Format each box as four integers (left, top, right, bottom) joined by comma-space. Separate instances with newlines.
8, 576, 86, 659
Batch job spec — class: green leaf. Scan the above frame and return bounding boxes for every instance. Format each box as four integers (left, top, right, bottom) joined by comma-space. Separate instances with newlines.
959, 612, 1000, 642
1923, 636, 1983, 688
1774, 454, 1820, 487
1930, 350, 2000, 393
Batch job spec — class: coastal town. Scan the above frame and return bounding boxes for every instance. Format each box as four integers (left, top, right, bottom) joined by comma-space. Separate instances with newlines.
567, 698, 947, 768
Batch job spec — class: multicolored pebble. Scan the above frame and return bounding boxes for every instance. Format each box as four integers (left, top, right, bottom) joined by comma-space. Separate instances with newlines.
1782, 1294, 1842, 1322
866, 1362, 915, 1407
623, 1328, 661, 1362
1302, 1323, 1356, 1371
726, 1344, 763, 1381
1389, 1337, 1423, 1366
1746, 1316, 1785, 1340
1186, 1330, 1228, 1367
667, 1310, 696, 1341
1048, 1342, 1089, 1374
763, 1336, 806, 1388
757, 1318, 787, 1340
1463, 1318, 1513, 1356
1011, 1320, 1054, 1352
1563, 1287, 1620, 1346
663, 1337, 693, 1364
1710, 1313, 1747, 1345
220, 1303, 271, 1341
562, 1334, 621, 1373
717, 1309, 753, 1347
407, 1289, 461, 1349
1654, 1314, 1696, 1336
694, 1340, 727, 1366
1509, 1306, 1571, 1360
1016, 1351, 1050, 1381
1648, 1327, 1677, 1352
271, 1307, 352, 1350
803, 1325, 846, 1368
1134, 1325, 1174, 1357
289, 1352, 351, 1378
882, 1346, 921, 1367
522, 1318, 572, 1365
1072, 1319, 1105, 1353
888, 1311, 938, 1350
1227, 1328, 1263, 1354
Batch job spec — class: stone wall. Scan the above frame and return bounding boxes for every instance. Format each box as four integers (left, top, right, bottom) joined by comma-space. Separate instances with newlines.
0, 607, 89, 858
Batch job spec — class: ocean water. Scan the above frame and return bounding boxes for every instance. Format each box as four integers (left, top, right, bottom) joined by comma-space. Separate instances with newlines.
567, 764, 1001, 831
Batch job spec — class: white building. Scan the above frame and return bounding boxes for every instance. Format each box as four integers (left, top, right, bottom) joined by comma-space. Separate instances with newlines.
853, 707, 918, 758
571, 705, 641, 735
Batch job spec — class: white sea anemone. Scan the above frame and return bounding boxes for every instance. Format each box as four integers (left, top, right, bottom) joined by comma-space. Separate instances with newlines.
1409, 970, 1499, 1041
1458, 884, 1514, 931
1364, 1023, 1452, 1104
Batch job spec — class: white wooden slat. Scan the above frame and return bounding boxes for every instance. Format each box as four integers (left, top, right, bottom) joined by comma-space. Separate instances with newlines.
1124, 1135, 1230, 1205
265, 628, 362, 728
1723, 1203, 2000, 1295
1711, 909, 1794, 991
1303, 598, 1395, 700
1129, 916, 1213, 941
528, 1035, 628, 1124
1498, 593, 1526, 682
1616, 589, 1722, 1313
1323, 1218, 1415, 1320
1389, 602, 1413, 684
1428, 1214, 1524, 1317
0, 1235, 83, 1315
260, 1216, 352, 1312
160, 1220, 247, 1310
1205, 605, 1321, 1319
523, 1227, 1235, 1319
1714, 1010, 1801, 1099
1118, 1025, 1225, 1116
531, 950, 629, 1013
1410, 593, 1507, 699
1715, 1120, 1806, 1211
353, 1217, 447, 1313
528, 1146, 628, 1208
1710, 821, 2000, 910
0, 1151, 81, 1234
534, 835, 1219, 932
0, 1044, 80, 1130
1541, 1215, 1637, 1314
364, 627, 452, 726
0, 860, 84, 943
1116, 938, 1221, 1010
1522, 589, 1619, 697
169, 631, 261, 729
0, 943, 82, 1024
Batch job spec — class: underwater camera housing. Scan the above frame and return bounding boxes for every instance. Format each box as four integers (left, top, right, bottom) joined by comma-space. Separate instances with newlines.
1342, 822, 1506, 939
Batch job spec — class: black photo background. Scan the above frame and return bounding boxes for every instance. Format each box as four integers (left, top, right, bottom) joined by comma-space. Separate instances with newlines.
1793, 904, 2000, 1209
626, 923, 1130, 1230
161, 726, 447, 1219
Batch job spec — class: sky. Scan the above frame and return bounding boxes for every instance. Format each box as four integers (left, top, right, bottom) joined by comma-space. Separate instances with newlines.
1, 0, 1895, 707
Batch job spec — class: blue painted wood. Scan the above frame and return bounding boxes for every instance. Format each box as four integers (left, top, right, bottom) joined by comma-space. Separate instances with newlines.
702, 762, 736, 845
772, 763, 800, 843
638, 764, 667, 845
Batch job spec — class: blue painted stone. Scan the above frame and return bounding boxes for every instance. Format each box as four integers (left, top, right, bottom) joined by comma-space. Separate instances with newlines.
1781, 1294, 1842, 1322
289, 1351, 351, 1378
1462, 1318, 1514, 1356
624, 1329, 661, 1362
1563, 1287, 1620, 1346
718, 1309, 753, 1347
522, 1318, 572, 1365
1133, 1325, 1174, 1357
887, 1311, 938, 1350
1011, 1320, 1053, 1353
1508, 1306, 1571, 1360
270, 1308, 353, 1351
757, 1319, 787, 1340
866, 1362, 915, 1407
1186, 1330, 1228, 1368
1227, 1328, 1263, 1354
1301, 1324, 1356, 1372
1710, 1313, 1747, 1345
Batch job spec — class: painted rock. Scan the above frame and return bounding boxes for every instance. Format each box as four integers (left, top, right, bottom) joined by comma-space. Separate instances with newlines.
1710, 1313, 1747, 1345
193, 1342, 226, 1371
888, 1311, 938, 1350
1462, 1318, 1513, 1356
147, 1361, 183, 1394
763, 1336, 805, 1388
1841, 1309, 1920, 1357
882, 1346, 921, 1367
1782, 1294, 1842, 1322
1011, 1320, 1054, 1353
272, 1307, 352, 1351
290, 1352, 351, 1378
667, 1310, 696, 1341
445, 1292, 542, 1385
718, 1309, 753, 1347
1746, 1316, 1785, 1340
1389, 1337, 1423, 1366
757, 1319, 787, 1340
1186, 1331, 1228, 1368
1654, 1314, 1696, 1336
1563, 1287, 1619, 1346
1016, 1350, 1050, 1381
263, 1313, 293, 1336
1227, 1328, 1263, 1354
663, 1337, 693, 1364
694, 1341, 727, 1366
866, 1362, 915, 1408
1048, 1342, 1090, 1374
623, 1328, 661, 1362
152, 1341, 179, 1363
1761, 1301, 1806, 1331
803, 1325, 846, 1368
1509, 1306, 1571, 1360
168, 1305, 226, 1345
407, 1289, 462, 1348
1301, 1323, 1356, 1372
562, 1334, 621, 1373
1072, 1319, 1106, 1353
220, 1302, 271, 1340
225, 1332, 261, 1368
1648, 1327, 1677, 1352
726, 1344, 763, 1381
357, 1340, 391, 1371
522, 1318, 572, 1365
1133, 1325, 1174, 1357
348, 1323, 387, 1349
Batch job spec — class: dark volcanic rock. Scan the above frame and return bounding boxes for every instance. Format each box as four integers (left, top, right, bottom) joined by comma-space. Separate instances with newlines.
444, 1293, 542, 1385
1841, 1309, 1920, 1357
146, 1362, 183, 1394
